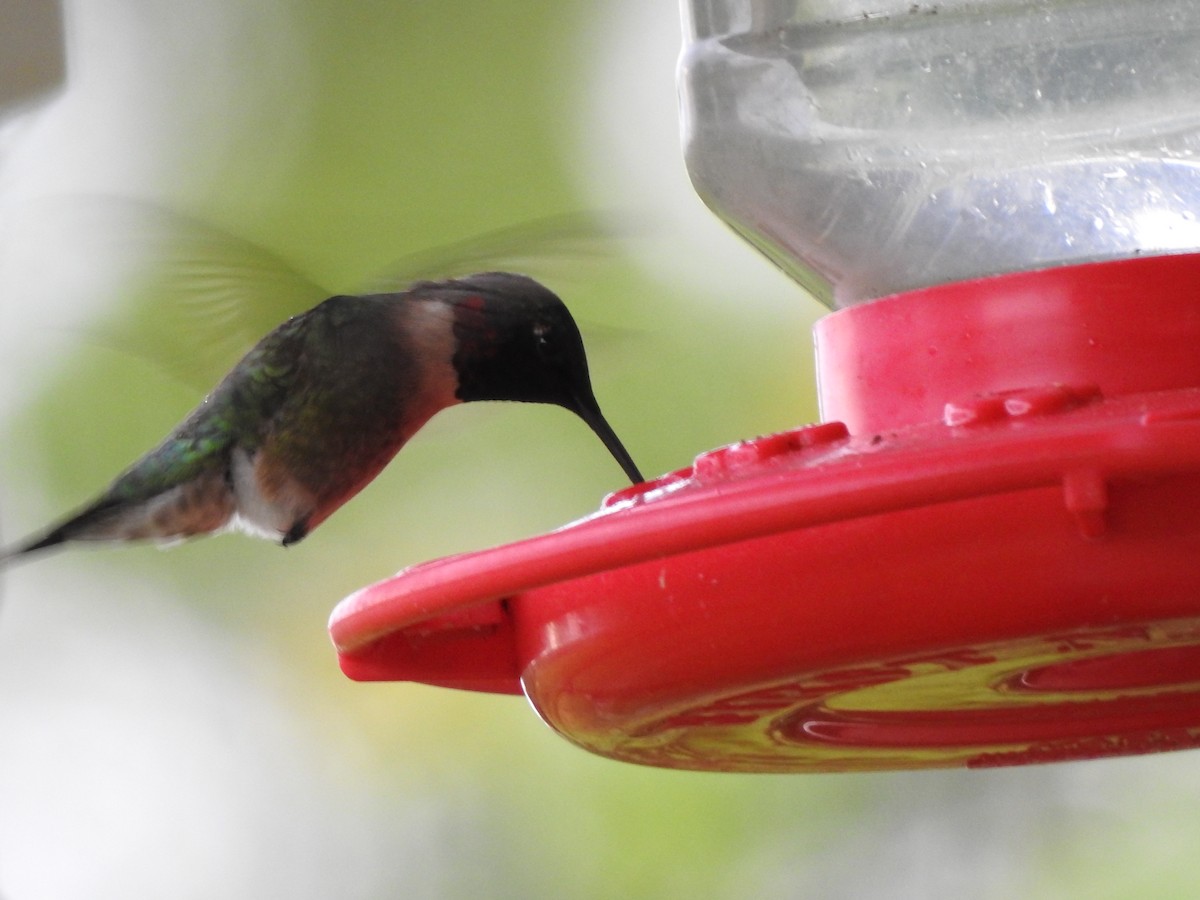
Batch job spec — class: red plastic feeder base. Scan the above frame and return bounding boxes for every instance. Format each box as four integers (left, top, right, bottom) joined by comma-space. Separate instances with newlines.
329, 254, 1200, 772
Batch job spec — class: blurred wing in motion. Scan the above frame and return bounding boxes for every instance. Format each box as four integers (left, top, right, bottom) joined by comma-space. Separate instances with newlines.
26, 196, 642, 390
24, 196, 330, 389
360, 209, 636, 291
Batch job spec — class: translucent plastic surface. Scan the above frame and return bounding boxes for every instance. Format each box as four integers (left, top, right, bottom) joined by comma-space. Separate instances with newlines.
679, 0, 1200, 307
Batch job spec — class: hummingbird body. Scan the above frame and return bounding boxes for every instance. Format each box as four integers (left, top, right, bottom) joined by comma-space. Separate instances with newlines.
3, 273, 642, 562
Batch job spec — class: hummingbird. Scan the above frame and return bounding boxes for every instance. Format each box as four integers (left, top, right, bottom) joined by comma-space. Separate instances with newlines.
0, 272, 643, 564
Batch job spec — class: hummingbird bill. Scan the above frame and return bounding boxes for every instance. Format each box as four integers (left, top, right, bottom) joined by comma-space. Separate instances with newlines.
1, 272, 643, 564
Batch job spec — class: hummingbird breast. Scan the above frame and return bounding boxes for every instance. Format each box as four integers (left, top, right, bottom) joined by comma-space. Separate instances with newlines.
228, 294, 461, 543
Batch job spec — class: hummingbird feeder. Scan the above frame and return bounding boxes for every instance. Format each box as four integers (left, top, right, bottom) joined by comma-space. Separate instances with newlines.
329, 0, 1200, 771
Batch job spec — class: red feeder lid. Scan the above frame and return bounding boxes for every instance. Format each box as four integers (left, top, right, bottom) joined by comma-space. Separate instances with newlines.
330, 254, 1200, 772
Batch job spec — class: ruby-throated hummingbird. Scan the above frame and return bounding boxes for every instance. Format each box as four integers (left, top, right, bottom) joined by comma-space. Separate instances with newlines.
0, 272, 643, 563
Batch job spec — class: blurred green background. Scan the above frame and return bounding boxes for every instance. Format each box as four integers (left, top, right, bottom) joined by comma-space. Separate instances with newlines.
1, 2, 1198, 898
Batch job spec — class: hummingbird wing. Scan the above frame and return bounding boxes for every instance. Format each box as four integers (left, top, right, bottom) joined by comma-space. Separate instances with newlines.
27, 195, 638, 392
358, 210, 633, 290
20, 194, 330, 389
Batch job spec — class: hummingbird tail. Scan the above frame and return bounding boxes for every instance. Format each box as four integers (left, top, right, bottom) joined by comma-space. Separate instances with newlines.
1, 471, 241, 565
0, 527, 70, 566
0, 497, 128, 565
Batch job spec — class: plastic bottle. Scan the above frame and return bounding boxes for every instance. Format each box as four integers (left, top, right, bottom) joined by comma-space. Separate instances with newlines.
679, 0, 1200, 307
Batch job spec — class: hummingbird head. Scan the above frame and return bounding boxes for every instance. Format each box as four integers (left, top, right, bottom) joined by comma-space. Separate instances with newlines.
429, 272, 643, 484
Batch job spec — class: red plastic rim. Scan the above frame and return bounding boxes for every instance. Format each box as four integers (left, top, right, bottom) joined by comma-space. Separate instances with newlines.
330, 255, 1200, 771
